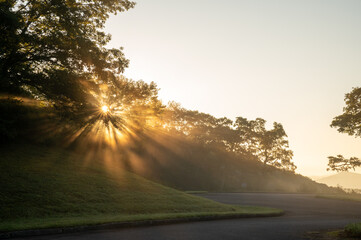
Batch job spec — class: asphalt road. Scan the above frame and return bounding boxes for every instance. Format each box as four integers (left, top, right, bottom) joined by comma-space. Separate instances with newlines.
13, 193, 361, 240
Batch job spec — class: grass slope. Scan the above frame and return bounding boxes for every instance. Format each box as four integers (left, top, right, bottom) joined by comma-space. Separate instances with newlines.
0, 144, 280, 232
118, 134, 343, 193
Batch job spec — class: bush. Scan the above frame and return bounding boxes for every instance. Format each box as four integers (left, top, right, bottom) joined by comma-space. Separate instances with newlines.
345, 222, 361, 238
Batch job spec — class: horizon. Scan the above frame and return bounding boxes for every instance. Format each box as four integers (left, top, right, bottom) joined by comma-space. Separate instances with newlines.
105, 0, 361, 177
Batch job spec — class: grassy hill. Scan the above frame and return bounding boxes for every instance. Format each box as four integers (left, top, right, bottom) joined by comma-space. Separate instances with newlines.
0, 144, 279, 232
0, 99, 340, 234
0, 100, 340, 195
116, 133, 343, 194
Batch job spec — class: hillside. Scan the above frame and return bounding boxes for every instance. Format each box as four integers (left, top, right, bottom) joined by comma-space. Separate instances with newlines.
0, 144, 279, 232
317, 172, 361, 190
0, 100, 342, 231
106, 133, 343, 194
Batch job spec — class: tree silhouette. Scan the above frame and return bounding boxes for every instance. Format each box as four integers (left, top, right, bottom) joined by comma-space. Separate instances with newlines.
0, 0, 135, 109
331, 87, 361, 137
327, 155, 361, 172
328, 87, 361, 172
163, 104, 296, 172
235, 117, 296, 171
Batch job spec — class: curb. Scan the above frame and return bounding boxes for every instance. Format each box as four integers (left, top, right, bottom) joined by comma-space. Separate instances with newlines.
0, 211, 284, 239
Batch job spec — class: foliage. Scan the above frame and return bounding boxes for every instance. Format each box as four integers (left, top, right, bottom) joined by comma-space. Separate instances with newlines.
234, 117, 295, 171
345, 222, 361, 238
67, 76, 164, 137
105, 77, 164, 130
327, 155, 361, 172
331, 87, 361, 137
0, 0, 167, 137
0, 77, 163, 146
163, 102, 238, 151
162, 103, 296, 171
328, 87, 361, 172
0, 0, 135, 109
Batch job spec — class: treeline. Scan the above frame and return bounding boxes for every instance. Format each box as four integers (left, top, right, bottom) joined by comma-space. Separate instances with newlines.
159, 103, 296, 171
0, 76, 296, 172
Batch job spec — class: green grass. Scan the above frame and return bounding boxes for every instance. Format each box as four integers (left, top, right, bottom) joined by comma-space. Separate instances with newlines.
345, 222, 361, 238
316, 194, 361, 202
0, 144, 281, 232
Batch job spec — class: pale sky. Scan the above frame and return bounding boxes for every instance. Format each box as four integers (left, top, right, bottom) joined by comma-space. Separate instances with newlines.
105, 0, 361, 177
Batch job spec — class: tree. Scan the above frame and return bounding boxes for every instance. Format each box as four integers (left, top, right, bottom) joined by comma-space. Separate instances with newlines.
234, 117, 296, 172
162, 103, 239, 151
0, 0, 135, 108
162, 104, 296, 171
105, 77, 164, 131
331, 87, 361, 137
327, 155, 361, 172
328, 87, 361, 172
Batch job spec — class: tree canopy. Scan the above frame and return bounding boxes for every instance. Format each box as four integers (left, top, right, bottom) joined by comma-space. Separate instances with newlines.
162, 104, 296, 172
234, 117, 295, 171
0, 0, 135, 108
331, 87, 361, 137
328, 87, 361, 172
327, 155, 361, 172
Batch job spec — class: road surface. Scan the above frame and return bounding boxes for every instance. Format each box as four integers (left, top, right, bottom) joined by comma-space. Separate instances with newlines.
12, 193, 361, 240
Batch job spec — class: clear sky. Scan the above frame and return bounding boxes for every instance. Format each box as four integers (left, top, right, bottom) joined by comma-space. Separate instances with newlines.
105, 0, 361, 177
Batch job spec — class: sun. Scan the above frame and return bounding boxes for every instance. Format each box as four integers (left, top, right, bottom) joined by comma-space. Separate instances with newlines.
101, 105, 109, 113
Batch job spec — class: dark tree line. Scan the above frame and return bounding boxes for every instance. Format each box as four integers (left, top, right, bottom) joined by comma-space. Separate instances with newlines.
162, 103, 296, 172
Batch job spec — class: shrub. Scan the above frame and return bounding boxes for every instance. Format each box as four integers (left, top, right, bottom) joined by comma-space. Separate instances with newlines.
345, 222, 361, 238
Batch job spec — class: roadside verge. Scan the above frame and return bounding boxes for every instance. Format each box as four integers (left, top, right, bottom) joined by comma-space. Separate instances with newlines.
0, 208, 284, 239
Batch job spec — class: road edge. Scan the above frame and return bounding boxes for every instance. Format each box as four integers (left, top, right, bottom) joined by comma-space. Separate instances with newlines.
0, 211, 284, 239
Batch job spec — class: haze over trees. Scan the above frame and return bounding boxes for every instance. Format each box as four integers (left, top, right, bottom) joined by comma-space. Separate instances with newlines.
234, 117, 295, 171
163, 104, 296, 171
0, 0, 165, 138
0, 0, 299, 188
328, 87, 361, 172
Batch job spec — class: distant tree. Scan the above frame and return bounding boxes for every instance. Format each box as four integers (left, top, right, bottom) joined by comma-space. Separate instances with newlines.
234, 117, 296, 172
327, 155, 361, 172
233, 117, 263, 153
328, 87, 361, 172
0, 0, 135, 109
162, 104, 296, 171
